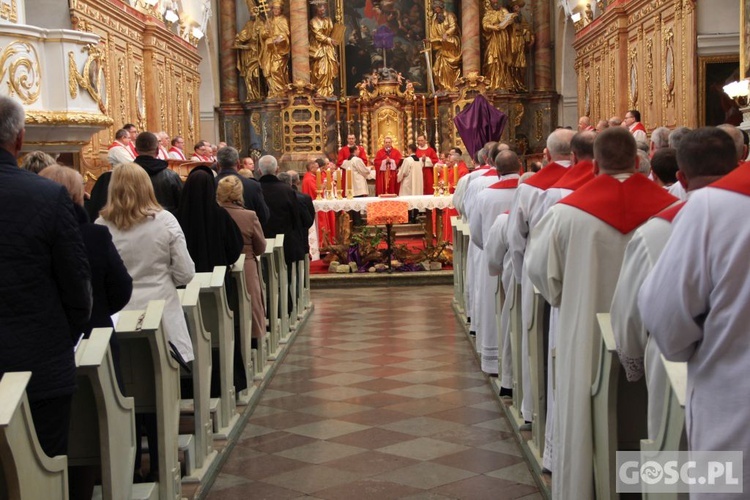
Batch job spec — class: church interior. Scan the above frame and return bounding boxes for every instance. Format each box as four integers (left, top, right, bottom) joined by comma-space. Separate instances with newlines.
0, 0, 747, 498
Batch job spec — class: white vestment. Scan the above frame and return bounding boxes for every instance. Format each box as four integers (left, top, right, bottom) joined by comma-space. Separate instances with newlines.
610, 216, 673, 440
343, 157, 371, 197
397, 155, 423, 196
468, 175, 518, 373
527, 203, 637, 500
639, 186, 750, 499
667, 181, 687, 200
485, 212, 513, 388
107, 142, 135, 167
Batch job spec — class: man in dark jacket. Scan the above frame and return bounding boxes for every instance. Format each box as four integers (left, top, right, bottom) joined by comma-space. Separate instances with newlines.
0, 96, 92, 458
279, 170, 315, 254
257, 155, 305, 265
134, 132, 183, 213
215, 146, 270, 228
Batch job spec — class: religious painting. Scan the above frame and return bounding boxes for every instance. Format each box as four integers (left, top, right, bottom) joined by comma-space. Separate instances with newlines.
339, 0, 459, 96
743, 0, 750, 78
698, 55, 742, 127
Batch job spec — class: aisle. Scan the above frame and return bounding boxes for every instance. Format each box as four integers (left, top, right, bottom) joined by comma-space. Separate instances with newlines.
207, 285, 540, 499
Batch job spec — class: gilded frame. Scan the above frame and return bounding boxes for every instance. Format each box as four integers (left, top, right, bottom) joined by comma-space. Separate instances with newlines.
698, 55, 740, 127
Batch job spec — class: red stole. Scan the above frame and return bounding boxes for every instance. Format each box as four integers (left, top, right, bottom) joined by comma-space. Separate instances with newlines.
630, 122, 647, 134
551, 160, 595, 191
488, 178, 520, 189
654, 201, 686, 223
482, 168, 497, 177
709, 161, 750, 197
108, 141, 135, 159
523, 162, 569, 190
169, 147, 186, 160
128, 142, 137, 157
559, 173, 678, 234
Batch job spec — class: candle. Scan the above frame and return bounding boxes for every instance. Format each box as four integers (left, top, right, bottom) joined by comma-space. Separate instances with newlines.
453, 164, 458, 187
316, 168, 322, 191
336, 100, 340, 123
422, 95, 427, 118
336, 169, 341, 195
434, 96, 439, 118
433, 164, 439, 188
442, 164, 448, 188
326, 167, 332, 193
346, 166, 353, 198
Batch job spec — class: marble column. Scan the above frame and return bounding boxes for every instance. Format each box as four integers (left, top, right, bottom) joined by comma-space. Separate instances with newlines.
532, 0, 553, 91
461, 0, 481, 75
219, 0, 239, 103
289, 0, 310, 84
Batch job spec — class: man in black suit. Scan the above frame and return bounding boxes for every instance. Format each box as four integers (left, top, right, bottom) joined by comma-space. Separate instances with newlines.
278, 170, 315, 254
0, 96, 92, 458
134, 132, 183, 213
215, 146, 270, 229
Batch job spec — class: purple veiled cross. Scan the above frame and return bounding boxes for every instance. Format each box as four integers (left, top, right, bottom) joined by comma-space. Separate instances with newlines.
372, 25, 394, 69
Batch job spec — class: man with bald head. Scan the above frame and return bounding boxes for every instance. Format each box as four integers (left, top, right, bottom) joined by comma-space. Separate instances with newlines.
468, 150, 521, 378
526, 127, 677, 499
506, 127, 575, 428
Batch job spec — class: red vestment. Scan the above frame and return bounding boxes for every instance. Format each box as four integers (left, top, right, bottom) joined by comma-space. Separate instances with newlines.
302, 171, 336, 246
416, 146, 439, 194
373, 147, 403, 195
336, 145, 368, 167
441, 161, 471, 242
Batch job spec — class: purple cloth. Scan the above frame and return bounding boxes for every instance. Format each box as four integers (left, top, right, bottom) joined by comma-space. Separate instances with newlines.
373, 26, 395, 50
453, 94, 507, 160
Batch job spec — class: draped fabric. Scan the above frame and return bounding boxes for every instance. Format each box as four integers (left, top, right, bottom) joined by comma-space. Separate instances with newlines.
453, 94, 507, 160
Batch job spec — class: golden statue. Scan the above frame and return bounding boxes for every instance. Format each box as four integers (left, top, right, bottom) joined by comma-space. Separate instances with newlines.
509, 0, 533, 92
235, 1, 263, 101
308, 0, 338, 97
482, 0, 516, 91
260, 0, 290, 98
428, 0, 461, 92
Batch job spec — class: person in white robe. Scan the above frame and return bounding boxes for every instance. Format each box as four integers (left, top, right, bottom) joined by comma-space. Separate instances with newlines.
638, 159, 750, 500
397, 143, 423, 196
468, 151, 521, 374
485, 211, 513, 392
613, 127, 740, 441
506, 128, 575, 425
527, 128, 676, 499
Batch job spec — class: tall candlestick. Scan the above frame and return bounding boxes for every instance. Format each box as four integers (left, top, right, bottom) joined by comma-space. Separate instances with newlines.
335, 169, 341, 198
346, 166, 353, 199
316, 169, 322, 191
434, 95, 439, 118
346, 99, 350, 122
453, 165, 458, 187
433, 164, 439, 195
336, 100, 340, 123
326, 167, 332, 196
422, 95, 427, 118
442, 164, 448, 191
358, 99, 362, 118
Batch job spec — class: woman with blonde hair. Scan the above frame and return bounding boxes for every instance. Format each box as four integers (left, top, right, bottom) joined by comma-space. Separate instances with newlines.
20, 150, 56, 174
96, 162, 194, 483
217, 175, 267, 341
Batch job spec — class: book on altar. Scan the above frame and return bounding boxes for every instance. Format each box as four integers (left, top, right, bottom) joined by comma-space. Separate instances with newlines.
378, 193, 398, 198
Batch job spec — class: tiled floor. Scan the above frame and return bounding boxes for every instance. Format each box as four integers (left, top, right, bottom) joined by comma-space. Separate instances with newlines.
207, 285, 540, 499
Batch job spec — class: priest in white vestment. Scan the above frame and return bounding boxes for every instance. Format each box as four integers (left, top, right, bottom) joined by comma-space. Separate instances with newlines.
468, 151, 520, 374
639, 166, 750, 500
613, 127, 739, 441
527, 128, 676, 499
397, 143, 423, 196
485, 211, 513, 392
507, 128, 575, 425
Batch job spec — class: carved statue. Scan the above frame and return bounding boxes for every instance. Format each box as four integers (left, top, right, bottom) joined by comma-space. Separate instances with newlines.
260, 0, 290, 98
482, 0, 516, 91
308, 0, 338, 97
235, 1, 263, 101
428, 0, 461, 92
509, 0, 533, 92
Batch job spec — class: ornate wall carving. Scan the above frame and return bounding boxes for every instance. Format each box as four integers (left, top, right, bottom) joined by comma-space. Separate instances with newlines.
69, 0, 201, 178
572, 0, 696, 130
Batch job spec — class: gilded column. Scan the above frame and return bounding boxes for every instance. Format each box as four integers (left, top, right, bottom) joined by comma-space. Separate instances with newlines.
461, 0, 481, 75
532, 0, 553, 91
219, 0, 239, 102
289, 0, 311, 83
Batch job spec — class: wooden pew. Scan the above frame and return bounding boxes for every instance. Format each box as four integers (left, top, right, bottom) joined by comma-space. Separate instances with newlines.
527, 288, 549, 464
229, 254, 259, 404
289, 260, 299, 332
451, 216, 464, 314
260, 238, 280, 360
274, 236, 291, 344
508, 282, 525, 425
116, 301, 182, 500
460, 220, 471, 322
300, 254, 311, 314
68, 328, 139, 500
640, 356, 687, 500
191, 268, 240, 439
591, 313, 648, 500
177, 282, 219, 482
0, 372, 68, 500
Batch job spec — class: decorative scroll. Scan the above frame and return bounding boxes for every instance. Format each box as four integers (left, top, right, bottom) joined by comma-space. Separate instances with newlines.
663, 27, 675, 104
628, 47, 638, 109
646, 38, 653, 106
0, 0, 17, 23
0, 41, 42, 105
584, 71, 591, 116
68, 44, 107, 113
134, 65, 145, 130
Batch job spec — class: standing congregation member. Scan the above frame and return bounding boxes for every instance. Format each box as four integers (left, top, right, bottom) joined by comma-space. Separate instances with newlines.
134, 131, 183, 213
168, 136, 187, 160
0, 96, 92, 459
98, 163, 195, 482
638, 129, 750, 498
215, 146, 270, 229
527, 128, 676, 499
107, 128, 135, 167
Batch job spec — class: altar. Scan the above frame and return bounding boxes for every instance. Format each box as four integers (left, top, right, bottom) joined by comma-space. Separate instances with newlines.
310, 195, 454, 259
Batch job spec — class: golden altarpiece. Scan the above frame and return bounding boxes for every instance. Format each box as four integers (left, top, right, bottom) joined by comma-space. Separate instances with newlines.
220, 0, 559, 165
